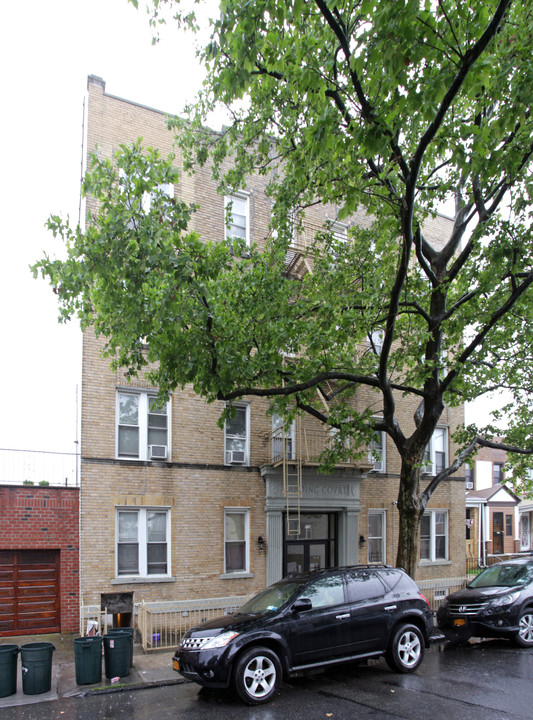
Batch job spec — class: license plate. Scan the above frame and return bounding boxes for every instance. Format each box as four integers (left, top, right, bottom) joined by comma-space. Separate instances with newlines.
453, 618, 466, 627
173, 658, 180, 671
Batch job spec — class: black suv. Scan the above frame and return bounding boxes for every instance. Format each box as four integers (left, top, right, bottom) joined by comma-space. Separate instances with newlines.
437, 556, 533, 646
172, 565, 433, 705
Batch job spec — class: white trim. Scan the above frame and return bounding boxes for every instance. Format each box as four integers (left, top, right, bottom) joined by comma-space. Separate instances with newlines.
422, 426, 448, 475
224, 507, 250, 574
369, 427, 386, 472
420, 508, 449, 562
225, 191, 250, 246
115, 506, 171, 579
367, 509, 386, 563
116, 389, 170, 461
224, 403, 250, 466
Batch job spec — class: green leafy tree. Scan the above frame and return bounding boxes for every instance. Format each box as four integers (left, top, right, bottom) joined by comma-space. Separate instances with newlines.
34, 0, 533, 577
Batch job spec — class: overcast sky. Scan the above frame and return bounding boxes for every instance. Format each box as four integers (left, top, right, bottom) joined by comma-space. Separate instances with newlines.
0, 0, 500, 460
0, 0, 208, 455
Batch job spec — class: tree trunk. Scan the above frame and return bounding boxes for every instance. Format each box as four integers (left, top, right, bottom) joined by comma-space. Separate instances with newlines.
395, 460, 424, 578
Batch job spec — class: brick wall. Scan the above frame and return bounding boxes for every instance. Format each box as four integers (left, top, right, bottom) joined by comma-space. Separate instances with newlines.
0, 485, 80, 632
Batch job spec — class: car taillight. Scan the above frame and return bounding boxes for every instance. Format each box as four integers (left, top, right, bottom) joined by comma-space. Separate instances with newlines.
419, 593, 431, 608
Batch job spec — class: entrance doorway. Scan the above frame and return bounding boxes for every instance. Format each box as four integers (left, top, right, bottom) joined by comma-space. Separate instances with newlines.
493, 512, 504, 554
284, 513, 337, 574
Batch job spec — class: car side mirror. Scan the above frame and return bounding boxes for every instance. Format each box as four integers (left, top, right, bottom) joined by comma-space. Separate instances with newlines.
292, 598, 312, 613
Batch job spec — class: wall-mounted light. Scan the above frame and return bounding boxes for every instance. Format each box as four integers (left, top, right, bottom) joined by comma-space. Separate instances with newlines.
359, 534, 366, 548
258, 536, 265, 551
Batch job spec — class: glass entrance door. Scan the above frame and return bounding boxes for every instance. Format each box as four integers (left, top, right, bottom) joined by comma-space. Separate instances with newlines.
284, 513, 336, 574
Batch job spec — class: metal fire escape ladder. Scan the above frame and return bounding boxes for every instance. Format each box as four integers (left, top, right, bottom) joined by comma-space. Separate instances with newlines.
283, 415, 302, 536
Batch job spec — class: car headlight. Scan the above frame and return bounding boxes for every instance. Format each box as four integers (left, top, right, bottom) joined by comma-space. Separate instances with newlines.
201, 631, 239, 649
489, 592, 519, 608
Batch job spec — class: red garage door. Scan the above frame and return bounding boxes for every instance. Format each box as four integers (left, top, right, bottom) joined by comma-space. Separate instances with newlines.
0, 550, 60, 636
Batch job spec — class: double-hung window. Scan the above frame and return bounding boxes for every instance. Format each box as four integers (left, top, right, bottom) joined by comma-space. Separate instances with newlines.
369, 429, 386, 472
224, 508, 250, 574
225, 192, 250, 245
272, 412, 295, 462
420, 510, 448, 562
423, 426, 448, 475
368, 510, 386, 563
116, 508, 170, 578
225, 404, 249, 465
117, 390, 169, 461
493, 462, 504, 485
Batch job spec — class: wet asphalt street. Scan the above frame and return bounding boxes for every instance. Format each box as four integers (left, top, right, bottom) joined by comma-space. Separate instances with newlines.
2, 639, 532, 720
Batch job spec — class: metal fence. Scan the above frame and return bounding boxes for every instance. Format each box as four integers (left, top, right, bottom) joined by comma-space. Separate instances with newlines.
417, 577, 468, 613
466, 553, 528, 577
137, 595, 251, 652
0, 447, 79, 487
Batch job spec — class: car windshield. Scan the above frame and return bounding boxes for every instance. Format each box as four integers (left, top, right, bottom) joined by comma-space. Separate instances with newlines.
469, 563, 533, 588
236, 580, 304, 615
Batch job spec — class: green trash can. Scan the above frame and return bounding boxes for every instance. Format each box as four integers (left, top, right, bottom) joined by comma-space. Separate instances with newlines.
20, 642, 55, 695
74, 636, 103, 685
103, 634, 130, 679
0, 644, 19, 698
108, 628, 134, 667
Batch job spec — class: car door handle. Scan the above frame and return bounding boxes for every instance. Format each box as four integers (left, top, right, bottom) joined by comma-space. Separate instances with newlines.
335, 613, 350, 620
384, 605, 397, 611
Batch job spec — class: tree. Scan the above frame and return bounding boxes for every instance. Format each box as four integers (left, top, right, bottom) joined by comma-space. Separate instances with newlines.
33, 0, 533, 577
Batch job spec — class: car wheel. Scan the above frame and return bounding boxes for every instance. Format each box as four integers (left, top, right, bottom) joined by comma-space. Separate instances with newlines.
233, 646, 281, 705
385, 624, 424, 673
515, 609, 533, 647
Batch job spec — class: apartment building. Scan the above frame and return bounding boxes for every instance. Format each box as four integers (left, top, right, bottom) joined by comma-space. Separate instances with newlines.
80, 76, 466, 623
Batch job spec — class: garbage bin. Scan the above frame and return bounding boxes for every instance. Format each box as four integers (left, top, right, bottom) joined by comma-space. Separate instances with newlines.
74, 636, 103, 685
103, 634, 130, 679
20, 642, 55, 695
108, 627, 134, 667
0, 644, 19, 698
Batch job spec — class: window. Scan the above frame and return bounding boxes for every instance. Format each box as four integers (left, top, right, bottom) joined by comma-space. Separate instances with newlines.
466, 508, 473, 540
225, 404, 249, 465
423, 427, 448, 475
368, 511, 386, 563
117, 390, 169, 461
420, 510, 448, 562
224, 509, 250, 573
369, 430, 386, 472
369, 329, 384, 355
493, 462, 504, 485
272, 412, 295, 461
465, 464, 474, 489
506, 514, 513, 536
225, 192, 250, 245
304, 573, 345, 608
116, 508, 170, 578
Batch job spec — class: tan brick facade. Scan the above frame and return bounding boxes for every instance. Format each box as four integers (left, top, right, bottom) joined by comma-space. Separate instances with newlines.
80, 76, 466, 611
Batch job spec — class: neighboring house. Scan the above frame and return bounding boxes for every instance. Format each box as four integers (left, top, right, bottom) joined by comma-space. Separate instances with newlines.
0, 485, 79, 636
518, 496, 533, 552
79, 76, 466, 626
465, 444, 523, 561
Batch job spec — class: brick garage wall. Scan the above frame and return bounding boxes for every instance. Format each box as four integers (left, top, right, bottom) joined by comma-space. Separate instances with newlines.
0, 485, 80, 632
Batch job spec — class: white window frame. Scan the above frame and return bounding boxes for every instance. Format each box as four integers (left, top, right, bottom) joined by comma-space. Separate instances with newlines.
224, 403, 250, 466
423, 426, 448, 475
115, 507, 171, 580
520, 514, 531, 551
368, 510, 386, 563
272, 412, 296, 461
223, 507, 250, 574
225, 191, 250, 246
116, 389, 170, 461
420, 509, 449, 563
369, 427, 386, 472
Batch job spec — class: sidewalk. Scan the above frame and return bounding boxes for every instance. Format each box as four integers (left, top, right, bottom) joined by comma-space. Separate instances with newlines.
0, 633, 185, 709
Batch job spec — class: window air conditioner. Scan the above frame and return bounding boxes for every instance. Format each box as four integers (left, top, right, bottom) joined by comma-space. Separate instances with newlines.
149, 445, 168, 460
226, 450, 246, 465
465, 481, 474, 490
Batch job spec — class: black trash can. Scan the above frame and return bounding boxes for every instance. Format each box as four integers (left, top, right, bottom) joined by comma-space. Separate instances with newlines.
0, 644, 19, 698
103, 634, 130, 679
108, 628, 134, 667
20, 642, 55, 695
74, 636, 103, 685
